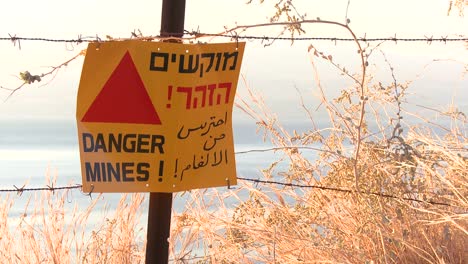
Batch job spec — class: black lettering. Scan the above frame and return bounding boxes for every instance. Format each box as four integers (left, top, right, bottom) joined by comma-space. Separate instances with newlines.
107, 162, 121, 182
149, 52, 169, 71
158, 160, 164, 176
215, 53, 222, 71
94, 133, 107, 152
136, 163, 150, 181
108, 133, 122, 152
179, 54, 199, 73
122, 162, 135, 182
85, 162, 101, 182
83, 133, 94, 152
201, 53, 215, 72
137, 134, 150, 153
151, 135, 165, 154
100, 162, 107, 182
223, 51, 238, 71
123, 134, 137, 152
82, 133, 165, 153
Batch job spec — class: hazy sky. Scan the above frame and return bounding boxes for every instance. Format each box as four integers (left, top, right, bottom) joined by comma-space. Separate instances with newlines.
0, 0, 466, 122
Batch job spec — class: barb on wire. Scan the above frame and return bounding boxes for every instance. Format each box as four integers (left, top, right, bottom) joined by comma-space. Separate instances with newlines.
13, 184, 25, 196
8, 33, 21, 49
237, 177, 455, 207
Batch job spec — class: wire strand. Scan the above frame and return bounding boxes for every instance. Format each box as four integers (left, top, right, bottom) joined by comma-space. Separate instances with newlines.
0, 177, 456, 207
1, 33, 466, 45
237, 177, 455, 207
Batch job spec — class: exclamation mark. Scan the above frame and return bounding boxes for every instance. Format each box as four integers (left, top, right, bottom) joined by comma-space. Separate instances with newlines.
166, 85, 173, 108
158, 160, 164, 182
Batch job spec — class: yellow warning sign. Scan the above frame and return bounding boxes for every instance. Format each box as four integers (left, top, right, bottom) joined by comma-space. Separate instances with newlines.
76, 41, 245, 193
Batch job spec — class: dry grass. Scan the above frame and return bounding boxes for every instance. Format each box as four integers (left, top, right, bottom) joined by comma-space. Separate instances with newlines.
170, 101, 467, 263
0, 171, 146, 264
168, 43, 467, 263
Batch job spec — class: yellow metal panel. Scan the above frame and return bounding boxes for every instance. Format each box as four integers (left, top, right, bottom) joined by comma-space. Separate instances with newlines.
76, 41, 245, 193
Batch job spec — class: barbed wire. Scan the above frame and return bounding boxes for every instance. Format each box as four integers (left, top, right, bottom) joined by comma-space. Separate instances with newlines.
0, 177, 456, 207
1, 32, 467, 47
188, 32, 468, 43
0, 184, 82, 195
236, 177, 455, 207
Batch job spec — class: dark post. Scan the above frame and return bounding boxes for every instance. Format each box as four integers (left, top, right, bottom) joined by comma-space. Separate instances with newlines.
145, 1, 186, 264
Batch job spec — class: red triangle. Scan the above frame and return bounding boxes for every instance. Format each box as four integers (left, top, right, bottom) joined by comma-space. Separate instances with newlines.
81, 51, 161, 125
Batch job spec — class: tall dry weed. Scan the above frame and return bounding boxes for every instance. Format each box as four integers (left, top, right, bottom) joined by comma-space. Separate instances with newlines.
0, 170, 146, 264
169, 41, 467, 263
